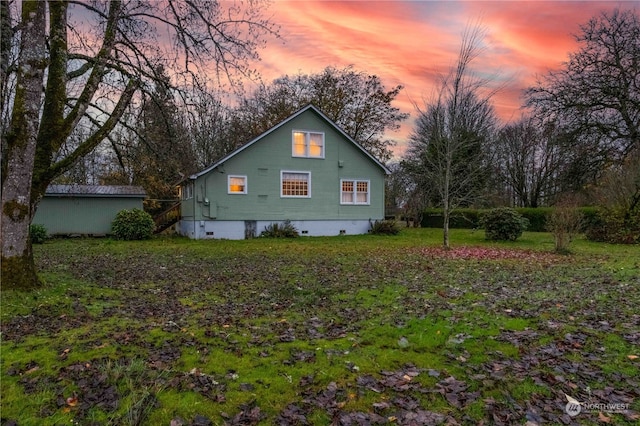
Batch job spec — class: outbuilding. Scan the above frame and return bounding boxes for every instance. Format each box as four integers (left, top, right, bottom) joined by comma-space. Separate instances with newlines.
32, 184, 147, 236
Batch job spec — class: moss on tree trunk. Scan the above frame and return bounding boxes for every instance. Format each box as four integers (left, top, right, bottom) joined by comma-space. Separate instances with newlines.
1, 249, 41, 290
0, 1, 46, 290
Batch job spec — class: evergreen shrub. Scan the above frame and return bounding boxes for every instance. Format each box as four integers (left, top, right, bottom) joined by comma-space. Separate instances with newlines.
480, 207, 529, 241
29, 224, 48, 244
516, 208, 552, 232
111, 208, 155, 240
584, 207, 640, 244
421, 208, 482, 229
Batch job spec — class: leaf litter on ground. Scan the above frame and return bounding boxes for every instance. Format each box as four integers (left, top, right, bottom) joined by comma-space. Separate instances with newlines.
1, 236, 639, 425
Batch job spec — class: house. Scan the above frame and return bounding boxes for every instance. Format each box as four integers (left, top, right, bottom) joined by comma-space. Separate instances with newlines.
177, 105, 390, 239
33, 184, 147, 236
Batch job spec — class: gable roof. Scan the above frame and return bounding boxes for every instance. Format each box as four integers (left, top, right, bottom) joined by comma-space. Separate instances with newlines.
190, 104, 390, 180
46, 184, 147, 198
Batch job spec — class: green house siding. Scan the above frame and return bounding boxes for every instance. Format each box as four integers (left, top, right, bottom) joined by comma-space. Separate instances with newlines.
179, 106, 388, 238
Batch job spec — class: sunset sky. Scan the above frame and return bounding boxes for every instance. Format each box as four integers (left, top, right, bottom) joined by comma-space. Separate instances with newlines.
250, 0, 638, 156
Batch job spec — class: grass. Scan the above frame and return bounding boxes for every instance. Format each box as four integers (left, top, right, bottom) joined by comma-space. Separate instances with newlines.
1, 228, 639, 425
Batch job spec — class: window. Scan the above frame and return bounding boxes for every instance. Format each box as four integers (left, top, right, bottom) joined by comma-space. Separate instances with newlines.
341, 179, 369, 205
292, 131, 324, 158
181, 182, 193, 200
281, 171, 311, 197
228, 175, 247, 194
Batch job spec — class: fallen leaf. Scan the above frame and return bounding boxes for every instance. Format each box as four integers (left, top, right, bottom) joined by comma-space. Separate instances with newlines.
565, 393, 581, 405
25, 366, 40, 375
598, 412, 612, 423
628, 355, 638, 360
66, 396, 78, 407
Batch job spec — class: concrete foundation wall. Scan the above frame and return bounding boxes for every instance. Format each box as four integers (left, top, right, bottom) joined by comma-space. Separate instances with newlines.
177, 219, 374, 240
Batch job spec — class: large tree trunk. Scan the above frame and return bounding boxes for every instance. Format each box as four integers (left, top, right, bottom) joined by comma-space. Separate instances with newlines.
1, 1, 47, 290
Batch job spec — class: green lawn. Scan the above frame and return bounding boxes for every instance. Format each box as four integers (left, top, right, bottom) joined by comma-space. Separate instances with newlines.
1, 229, 638, 425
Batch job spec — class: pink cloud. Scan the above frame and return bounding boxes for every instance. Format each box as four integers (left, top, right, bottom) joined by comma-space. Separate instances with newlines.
253, 0, 637, 156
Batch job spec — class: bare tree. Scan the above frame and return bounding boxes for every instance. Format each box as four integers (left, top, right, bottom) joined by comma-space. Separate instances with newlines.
526, 8, 640, 165
385, 162, 412, 219
230, 66, 409, 163
593, 151, 640, 215
129, 68, 198, 214
495, 116, 571, 207
546, 194, 584, 253
186, 87, 235, 168
404, 25, 497, 249
1, 0, 278, 289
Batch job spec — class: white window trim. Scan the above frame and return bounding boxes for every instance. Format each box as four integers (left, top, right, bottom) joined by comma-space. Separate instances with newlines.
281, 170, 311, 198
227, 175, 247, 194
340, 179, 370, 205
292, 130, 325, 159
181, 182, 193, 200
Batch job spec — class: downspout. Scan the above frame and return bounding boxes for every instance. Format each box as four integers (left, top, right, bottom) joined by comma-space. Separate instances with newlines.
192, 179, 196, 239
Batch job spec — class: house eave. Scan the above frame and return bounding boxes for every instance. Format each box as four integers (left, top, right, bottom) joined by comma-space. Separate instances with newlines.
190, 104, 390, 181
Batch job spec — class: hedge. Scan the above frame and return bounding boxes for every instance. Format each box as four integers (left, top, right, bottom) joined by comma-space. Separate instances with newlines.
421, 208, 483, 229
421, 207, 599, 232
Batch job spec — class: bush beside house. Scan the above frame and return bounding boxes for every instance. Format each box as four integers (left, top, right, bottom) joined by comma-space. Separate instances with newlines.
111, 209, 155, 240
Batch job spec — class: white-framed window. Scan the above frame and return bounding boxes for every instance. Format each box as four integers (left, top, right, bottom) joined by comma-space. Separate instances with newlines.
228, 175, 247, 194
341, 179, 370, 205
281, 171, 311, 197
292, 130, 324, 158
181, 182, 193, 200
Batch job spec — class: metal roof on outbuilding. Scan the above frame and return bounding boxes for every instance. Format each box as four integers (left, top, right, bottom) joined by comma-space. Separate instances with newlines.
45, 185, 147, 198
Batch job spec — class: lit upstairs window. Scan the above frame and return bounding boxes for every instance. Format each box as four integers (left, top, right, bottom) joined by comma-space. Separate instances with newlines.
292, 131, 324, 158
